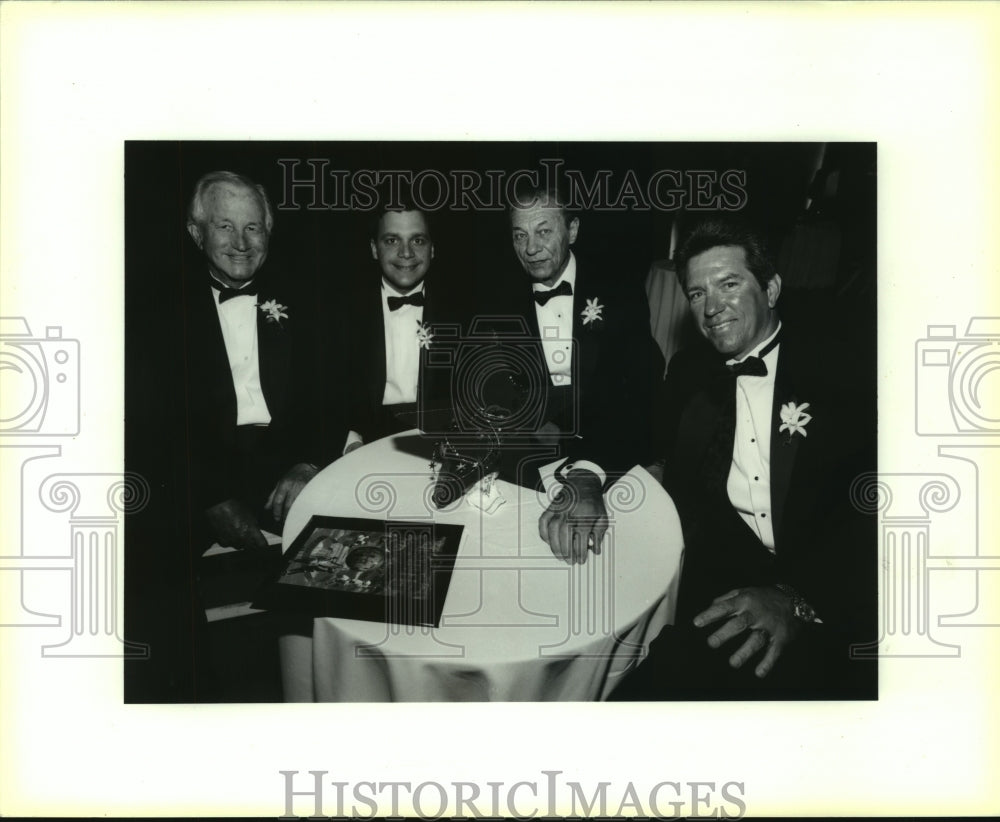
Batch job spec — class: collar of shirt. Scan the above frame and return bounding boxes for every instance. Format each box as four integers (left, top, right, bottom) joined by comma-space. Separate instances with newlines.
381, 278, 425, 307
726, 321, 782, 370
380, 279, 424, 406
209, 278, 271, 426
531, 252, 577, 299
533, 252, 576, 385
725, 321, 781, 551
210, 276, 258, 305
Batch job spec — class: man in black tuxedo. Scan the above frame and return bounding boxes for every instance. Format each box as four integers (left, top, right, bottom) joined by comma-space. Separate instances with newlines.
126, 169, 330, 701
341, 204, 464, 452
182, 170, 322, 551
495, 182, 663, 564
611, 219, 876, 699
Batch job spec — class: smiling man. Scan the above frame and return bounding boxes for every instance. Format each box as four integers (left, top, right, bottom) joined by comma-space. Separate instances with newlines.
183, 170, 322, 552
491, 179, 663, 565
341, 202, 463, 449
610, 218, 876, 700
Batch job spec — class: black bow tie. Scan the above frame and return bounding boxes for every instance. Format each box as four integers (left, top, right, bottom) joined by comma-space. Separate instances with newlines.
533, 280, 573, 306
387, 291, 426, 311
217, 286, 257, 304
725, 332, 781, 378
728, 357, 768, 378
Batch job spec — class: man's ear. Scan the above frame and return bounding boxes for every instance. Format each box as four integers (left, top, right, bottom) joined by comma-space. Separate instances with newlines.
370, 239, 378, 261
766, 273, 782, 308
430, 243, 435, 260
186, 223, 203, 249
567, 217, 580, 245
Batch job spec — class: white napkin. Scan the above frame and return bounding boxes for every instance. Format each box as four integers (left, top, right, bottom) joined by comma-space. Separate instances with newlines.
465, 471, 505, 515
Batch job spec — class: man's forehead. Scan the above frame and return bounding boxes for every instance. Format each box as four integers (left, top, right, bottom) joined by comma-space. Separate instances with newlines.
205, 182, 264, 214
378, 210, 430, 236
690, 245, 750, 273
511, 204, 564, 229
206, 181, 255, 202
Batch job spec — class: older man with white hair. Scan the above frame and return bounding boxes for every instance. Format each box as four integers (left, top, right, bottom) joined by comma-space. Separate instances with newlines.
182, 170, 322, 552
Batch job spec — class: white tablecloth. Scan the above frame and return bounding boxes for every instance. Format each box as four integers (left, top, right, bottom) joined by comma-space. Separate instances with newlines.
279, 432, 683, 701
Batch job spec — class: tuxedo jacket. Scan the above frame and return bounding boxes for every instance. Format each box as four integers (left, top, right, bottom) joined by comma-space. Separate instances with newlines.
178, 268, 318, 517
481, 255, 664, 480
661, 322, 877, 646
343, 275, 470, 444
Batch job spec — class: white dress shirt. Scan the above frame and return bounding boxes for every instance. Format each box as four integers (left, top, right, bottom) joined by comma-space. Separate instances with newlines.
381, 280, 425, 405
726, 323, 782, 552
532, 253, 576, 387
211, 281, 271, 426
344, 280, 426, 453
533, 254, 606, 485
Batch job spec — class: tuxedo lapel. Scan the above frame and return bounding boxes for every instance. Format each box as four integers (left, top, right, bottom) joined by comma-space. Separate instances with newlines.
184, 279, 236, 427
511, 278, 546, 382
769, 343, 806, 549
416, 283, 437, 401
256, 290, 291, 420
523, 284, 543, 341
367, 282, 388, 409
571, 260, 601, 388
685, 381, 730, 480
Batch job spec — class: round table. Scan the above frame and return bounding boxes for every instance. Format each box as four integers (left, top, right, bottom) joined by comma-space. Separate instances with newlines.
278, 432, 683, 701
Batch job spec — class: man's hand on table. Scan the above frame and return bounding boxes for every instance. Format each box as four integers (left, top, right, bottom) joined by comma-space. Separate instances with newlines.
693, 586, 803, 678
539, 468, 609, 565
206, 498, 268, 552
265, 462, 319, 524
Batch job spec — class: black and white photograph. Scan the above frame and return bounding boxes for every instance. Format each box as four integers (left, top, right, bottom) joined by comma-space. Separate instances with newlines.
253, 515, 463, 627
123, 140, 878, 705
2, 2, 998, 818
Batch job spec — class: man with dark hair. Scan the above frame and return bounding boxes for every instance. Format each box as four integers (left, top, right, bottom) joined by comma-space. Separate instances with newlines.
341, 202, 463, 450
611, 217, 876, 699
493, 178, 663, 564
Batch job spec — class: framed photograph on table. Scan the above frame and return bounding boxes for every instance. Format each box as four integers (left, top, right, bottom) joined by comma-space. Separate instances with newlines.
253, 515, 465, 628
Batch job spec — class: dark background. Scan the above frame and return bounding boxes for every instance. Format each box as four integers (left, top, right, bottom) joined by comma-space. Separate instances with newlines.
125, 141, 875, 296
124, 141, 876, 701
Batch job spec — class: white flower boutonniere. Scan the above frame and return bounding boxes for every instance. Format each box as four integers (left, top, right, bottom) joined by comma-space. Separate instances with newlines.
778, 401, 812, 442
581, 297, 604, 326
258, 299, 289, 325
416, 320, 434, 350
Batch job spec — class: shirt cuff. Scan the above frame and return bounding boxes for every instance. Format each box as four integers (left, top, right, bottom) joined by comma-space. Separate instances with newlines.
563, 460, 607, 486
538, 457, 607, 496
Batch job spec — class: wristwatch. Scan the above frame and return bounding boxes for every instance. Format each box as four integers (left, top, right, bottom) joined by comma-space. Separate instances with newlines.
775, 583, 818, 623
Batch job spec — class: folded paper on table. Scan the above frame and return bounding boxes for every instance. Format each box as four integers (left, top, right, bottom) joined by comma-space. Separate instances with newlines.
200, 530, 284, 621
